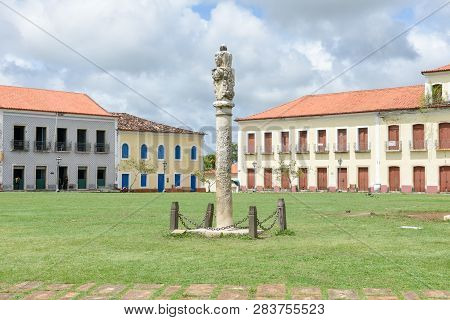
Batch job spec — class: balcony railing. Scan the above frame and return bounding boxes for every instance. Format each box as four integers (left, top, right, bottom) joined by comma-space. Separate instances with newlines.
385, 140, 402, 152
314, 143, 329, 153
260, 146, 273, 155
296, 144, 309, 154
354, 142, 371, 153
244, 145, 256, 155
333, 143, 350, 153
409, 140, 427, 151
435, 140, 450, 150
10, 140, 30, 151
55, 141, 72, 152
279, 144, 291, 154
34, 141, 52, 152
94, 143, 110, 153
75, 142, 92, 153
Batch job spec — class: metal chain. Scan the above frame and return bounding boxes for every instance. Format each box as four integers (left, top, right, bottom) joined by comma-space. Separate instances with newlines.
257, 209, 279, 231
178, 213, 207, 230
205, 216, 249, 231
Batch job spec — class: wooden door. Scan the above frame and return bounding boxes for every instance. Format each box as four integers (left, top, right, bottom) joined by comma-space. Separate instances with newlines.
440, 166, 450, 192
317, 168, 327, 190
298, 168, 308, 190
264, 168, 272, 189
337, 129, 347, 151
299, 131, 307, 152
389, 167, 400, 191
439, 123, 450, 149
247, 168, 255, 189
318, 130, 326, 152
412, 124, 424, 149
358, 167, 368, 191
247, 133, 255, 154
264, 132, 272, 153
413, 166, 425, 192
358, 128, 368, 150
337, 168, 347, 190
281, 169, 290, 189
281, 132, 289, 152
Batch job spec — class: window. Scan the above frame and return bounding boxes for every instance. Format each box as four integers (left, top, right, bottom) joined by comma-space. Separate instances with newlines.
439, 123, 450, 149
432, 84, 442, 103
317, 130, 327, 152
174, 145, 181, 160
191, 146, 197, 160
281, 132, 290, 153
95, 130, 106, 153
158, 145, 165, 160
264, 132, 272, 153
121, 143, 129, 159
56, 128, 68, 151
77, 129, 87, 152
140, 174, 147, 187
387, 125, 400, 151
336, 129, 347, 152
298, 130, 307, 153
141, 144, 148, 159
247, 133, 255, 154
357, 128, 368, 151
174, 173, 181, 187
412, 124, 425, 150
35, 127, 47, 151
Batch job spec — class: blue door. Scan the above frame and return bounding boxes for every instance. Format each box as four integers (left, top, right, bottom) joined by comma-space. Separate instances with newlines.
158, 174, 165, 192
190, 174, 196, 192
122, 174, 129, 189
174, 173, 181, 187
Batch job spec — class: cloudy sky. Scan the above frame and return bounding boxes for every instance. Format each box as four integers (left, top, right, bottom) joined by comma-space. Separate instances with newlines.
0, 0, 449, 148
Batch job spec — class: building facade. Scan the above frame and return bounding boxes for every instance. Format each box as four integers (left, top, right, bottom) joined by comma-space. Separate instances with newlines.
0, 85, 116, 191
114, 113, 204, 192
236, 64, 450, 193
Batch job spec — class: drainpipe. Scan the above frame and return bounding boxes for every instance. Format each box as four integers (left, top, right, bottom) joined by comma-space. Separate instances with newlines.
375, 112, 381, 191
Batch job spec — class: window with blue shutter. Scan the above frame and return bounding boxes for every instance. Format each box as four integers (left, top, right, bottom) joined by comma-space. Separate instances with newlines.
141, 144, 148, 159
175, 145, 181, 160
140, 174, 147, 187
122, 143, 129, 159
191, 146, 197, 160
157, 145, 165, 160
174, 173, 181, 187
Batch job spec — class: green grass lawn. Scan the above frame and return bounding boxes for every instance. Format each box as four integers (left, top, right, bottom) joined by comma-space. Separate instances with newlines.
0, 192, 449, 291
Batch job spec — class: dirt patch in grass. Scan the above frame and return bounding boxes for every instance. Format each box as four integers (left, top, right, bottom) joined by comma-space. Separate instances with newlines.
407, 213, 449, 221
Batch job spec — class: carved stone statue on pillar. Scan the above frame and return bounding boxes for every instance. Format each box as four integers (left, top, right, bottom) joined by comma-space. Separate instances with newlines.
212, 45, 235, 228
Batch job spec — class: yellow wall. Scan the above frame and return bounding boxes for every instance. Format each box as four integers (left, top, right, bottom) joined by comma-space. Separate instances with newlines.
117, 130, 204, 190
237, 107, 450, 192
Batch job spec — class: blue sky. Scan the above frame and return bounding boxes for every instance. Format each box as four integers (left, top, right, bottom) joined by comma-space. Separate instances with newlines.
0, 0, 448, 150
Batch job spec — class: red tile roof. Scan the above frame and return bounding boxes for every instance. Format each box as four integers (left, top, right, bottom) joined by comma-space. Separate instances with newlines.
236, 85, 427, 121
113, 112, 204, 134
421, 64, 450, 74
231, 163, 238, 175
0, 85, 113, 117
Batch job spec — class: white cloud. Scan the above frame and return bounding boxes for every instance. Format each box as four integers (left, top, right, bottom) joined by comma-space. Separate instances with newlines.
0, 0, 448, 148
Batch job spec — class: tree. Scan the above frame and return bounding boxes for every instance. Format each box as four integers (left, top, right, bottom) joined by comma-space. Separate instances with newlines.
274, 155, 300, 190
203, 153, 216, 170
231, 143, 238, 163
194, 169, 214, 192
119, 159, 155, 190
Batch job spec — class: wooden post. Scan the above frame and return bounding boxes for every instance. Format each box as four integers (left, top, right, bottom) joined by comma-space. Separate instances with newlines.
248, 206, 258, 239
170, 202, 179, 231
204, 203, 214, 228
277, 198, 287, 231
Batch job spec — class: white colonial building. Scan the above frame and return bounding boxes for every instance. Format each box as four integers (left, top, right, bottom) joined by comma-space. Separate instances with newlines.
236, 64, 450, 193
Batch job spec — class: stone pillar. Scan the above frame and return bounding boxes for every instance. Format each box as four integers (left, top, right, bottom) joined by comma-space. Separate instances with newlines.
212, 45, 235, 228
215, 104, 234, 227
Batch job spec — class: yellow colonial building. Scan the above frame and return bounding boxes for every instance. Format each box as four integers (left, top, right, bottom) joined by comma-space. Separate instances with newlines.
236, 64, 450, 193
114, 113, 205, 192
